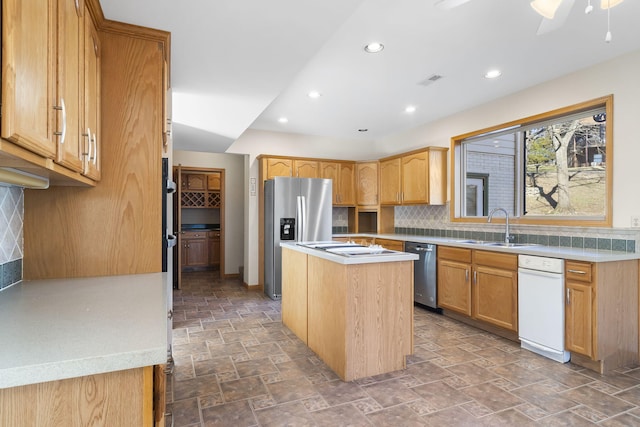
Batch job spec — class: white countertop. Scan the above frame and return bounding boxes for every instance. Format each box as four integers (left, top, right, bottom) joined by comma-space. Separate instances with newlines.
0, 273, 168, 389
281, 242, 418, 264
335, 233, 640, 262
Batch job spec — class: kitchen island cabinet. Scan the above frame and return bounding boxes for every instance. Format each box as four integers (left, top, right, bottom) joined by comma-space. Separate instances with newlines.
281, 243, 416, 381
0, 273, 168, 426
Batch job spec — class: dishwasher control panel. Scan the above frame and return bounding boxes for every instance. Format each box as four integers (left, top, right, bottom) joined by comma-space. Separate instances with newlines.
518, 254, 564, 274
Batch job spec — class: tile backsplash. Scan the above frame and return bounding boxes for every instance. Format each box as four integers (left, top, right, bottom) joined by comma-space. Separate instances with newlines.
333, 204, 640, 253
0, 187, 24, 290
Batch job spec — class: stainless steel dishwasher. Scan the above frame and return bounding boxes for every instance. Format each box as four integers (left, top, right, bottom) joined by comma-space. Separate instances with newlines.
405, 242, 438, 310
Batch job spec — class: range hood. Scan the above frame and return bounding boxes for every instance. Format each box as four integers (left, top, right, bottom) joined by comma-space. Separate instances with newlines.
0, 167, 50, 189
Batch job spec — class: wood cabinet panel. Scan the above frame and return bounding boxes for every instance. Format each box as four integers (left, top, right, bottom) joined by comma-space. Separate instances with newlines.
1, 0, 57, 158
379, 158, 401, 205
566, 260, 593, 283
0, 367, 156, 427
320, 161, 355, 205
437, 259, 471, 316
565, 281, 593, 358
401, 152, 428, 204
282, 248, 309, 343
375, 238, 404, 251
265, 158, 292, 179
82, 11, 101, 180
208, 231, 221, 267
473, 265, 518, 331
55, 0, 84, 173
207, 172, 221, 190
293, 159, 318, 178
356, 162, 378, 206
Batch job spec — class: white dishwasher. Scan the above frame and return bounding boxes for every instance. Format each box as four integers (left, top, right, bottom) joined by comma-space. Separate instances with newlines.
518, 254, 570, 363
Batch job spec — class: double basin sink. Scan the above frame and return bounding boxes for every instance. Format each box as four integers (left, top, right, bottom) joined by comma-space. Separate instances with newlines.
451, 239, 538, 248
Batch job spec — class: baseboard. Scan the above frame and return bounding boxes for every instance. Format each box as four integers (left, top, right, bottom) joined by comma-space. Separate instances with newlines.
243, 282, 263, 292
224, 273, 240, 279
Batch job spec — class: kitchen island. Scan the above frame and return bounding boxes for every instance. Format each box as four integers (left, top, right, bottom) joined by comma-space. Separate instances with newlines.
0, 273, 168, 426
281, 242, 418, 381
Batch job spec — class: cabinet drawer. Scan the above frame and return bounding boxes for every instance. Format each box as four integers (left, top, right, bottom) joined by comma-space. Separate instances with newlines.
565, 261, 593, 283
473, 250, 518, 270
437, 246, 472, 263
375, 239, 404, 251
208, 231, 221, 238
183, 231, 206, 239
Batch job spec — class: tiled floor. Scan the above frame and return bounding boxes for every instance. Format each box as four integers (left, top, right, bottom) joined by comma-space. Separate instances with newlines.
167, 271, 640, 426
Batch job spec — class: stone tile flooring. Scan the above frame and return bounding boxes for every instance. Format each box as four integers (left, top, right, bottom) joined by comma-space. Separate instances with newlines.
167, 271, 640, 426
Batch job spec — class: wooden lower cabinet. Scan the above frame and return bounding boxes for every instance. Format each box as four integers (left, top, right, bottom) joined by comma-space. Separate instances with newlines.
437, 247, 518, 333
0, 366, 165, 427
182, 231, 208, 268
564, 259, 638, 373
208, 231, 221, 268
437, 247, 472, 316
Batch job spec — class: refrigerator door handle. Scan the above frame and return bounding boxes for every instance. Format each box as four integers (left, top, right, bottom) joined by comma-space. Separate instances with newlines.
296, 195, 306, 242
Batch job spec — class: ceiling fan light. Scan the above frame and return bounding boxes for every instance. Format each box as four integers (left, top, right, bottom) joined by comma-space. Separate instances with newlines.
600, 0, 623, 9
531, 0, 563, 19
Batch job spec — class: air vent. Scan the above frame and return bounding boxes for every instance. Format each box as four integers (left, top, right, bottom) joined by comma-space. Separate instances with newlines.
418, 74, 443, 86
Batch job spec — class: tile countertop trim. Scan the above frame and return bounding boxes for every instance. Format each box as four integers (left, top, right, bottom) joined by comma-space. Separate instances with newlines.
280, 242, 418, 265
0, 273, 168, 389
335, 234, 640, 263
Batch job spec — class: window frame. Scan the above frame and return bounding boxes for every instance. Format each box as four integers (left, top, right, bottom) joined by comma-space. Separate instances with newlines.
450, 95, 613, 227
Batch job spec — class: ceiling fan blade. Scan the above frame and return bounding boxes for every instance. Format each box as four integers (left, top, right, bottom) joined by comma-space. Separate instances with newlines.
536, 0, 575, 35
434, 0, 473, 10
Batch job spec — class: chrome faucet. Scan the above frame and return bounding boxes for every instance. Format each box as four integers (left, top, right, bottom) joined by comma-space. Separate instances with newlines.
487, 208, 513, 243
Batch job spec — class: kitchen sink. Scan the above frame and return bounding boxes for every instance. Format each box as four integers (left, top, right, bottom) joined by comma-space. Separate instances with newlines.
481, 242, 539, 248
451, 239, 538, 248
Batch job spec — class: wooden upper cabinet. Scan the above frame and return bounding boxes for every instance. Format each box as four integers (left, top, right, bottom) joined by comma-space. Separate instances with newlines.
55, 0, 84, 173
82, 9, 101, 181
356, 162, 378, 206
293, 159, 318, 178
207, 172, 221, 190
319, 161, 354, 206
380, 148, 448, 205
379, 158, 401, 205
338, 162, 355, 205
1, 0, 57, 158
265, 158, 293, 179
185, 174, 206, 190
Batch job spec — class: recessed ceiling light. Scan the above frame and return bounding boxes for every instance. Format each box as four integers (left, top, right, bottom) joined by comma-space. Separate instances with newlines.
364, 42, 384, 53
405, 105, 417, 113
358, 128, 368, 132
307, 90, 322, 99
484, 69, 502, 79
278, 117, 288, 124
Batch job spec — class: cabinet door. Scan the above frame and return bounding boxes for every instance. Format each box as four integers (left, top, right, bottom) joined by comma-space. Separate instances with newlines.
356, 162, 378, 206
379, 158, 401, 205
83, 11, 101, 180
55, 0, 84, 172
293, 160, 318, 178
266, 158, 293, 179
1, 0, 57, 157
337, 162, 355, 205
207, 172, 221, 190
319, 162, 339, 204
186, 174, 206, 190
208, 232, 220, 267
185, 238, 208, 266
473, 265, 518, 331
565, 281, 593, 357
401, 151, 428, 204
437, 259, 471, 316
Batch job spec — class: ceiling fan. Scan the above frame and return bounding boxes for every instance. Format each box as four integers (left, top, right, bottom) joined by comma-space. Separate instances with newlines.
434, 0, 624, 38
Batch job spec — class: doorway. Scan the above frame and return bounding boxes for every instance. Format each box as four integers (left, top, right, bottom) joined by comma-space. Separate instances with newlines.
173, 165, 225, 289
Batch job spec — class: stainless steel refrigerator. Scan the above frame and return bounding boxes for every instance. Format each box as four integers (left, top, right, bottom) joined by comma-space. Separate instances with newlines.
264, 177, 333, 300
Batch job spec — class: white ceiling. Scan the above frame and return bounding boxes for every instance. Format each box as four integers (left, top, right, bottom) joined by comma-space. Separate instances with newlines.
99, 0, 640, 153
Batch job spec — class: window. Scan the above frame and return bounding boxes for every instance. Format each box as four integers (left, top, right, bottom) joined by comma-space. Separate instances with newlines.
452, 95, 612, 226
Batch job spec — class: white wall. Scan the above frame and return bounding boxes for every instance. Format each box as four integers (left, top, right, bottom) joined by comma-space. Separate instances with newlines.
173, 151, 246, 276
229, 49, 640, 286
